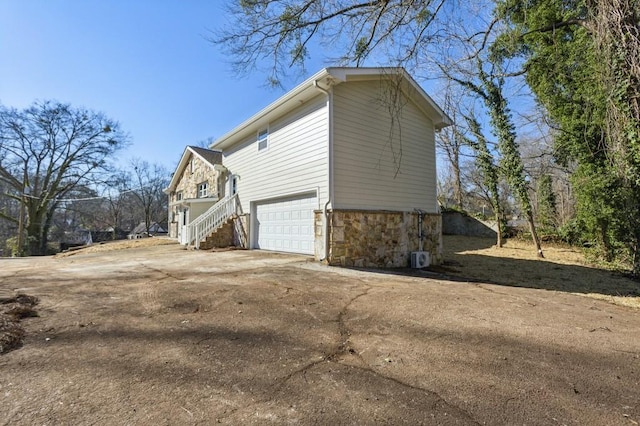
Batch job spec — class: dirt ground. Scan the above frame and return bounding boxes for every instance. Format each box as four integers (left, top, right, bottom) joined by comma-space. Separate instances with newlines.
1, 236, 639, 425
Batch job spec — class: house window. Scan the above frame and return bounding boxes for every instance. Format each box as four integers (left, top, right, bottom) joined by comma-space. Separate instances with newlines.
197, 182, 209, 198
190, 158, 195, 174
257, 128, 269, 151
231, 175, 238, 195
176, 191, 183, 201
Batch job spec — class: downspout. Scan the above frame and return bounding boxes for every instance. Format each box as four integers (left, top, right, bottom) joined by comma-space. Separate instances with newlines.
415, 209, 425, 252
322, 198, 331, 261
314, 79, 333, 262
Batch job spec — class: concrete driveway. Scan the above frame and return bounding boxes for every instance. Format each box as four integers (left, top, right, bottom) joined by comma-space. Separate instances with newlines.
1, 242, 638, 425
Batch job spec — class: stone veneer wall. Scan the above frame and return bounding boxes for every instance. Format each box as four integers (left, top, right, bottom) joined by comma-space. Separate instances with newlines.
173, 152, 223, 200
318, 210, 442, 268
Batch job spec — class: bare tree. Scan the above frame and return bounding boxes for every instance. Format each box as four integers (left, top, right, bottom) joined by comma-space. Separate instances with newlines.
436, 83, 468, 209
97, 170, 134, 239
0, 179, 19, 255
130, 159, 170, 235
215, 0, 449, 85
434, 12, 545, 257
0, 101, 128, 255
217, 0, 554, 257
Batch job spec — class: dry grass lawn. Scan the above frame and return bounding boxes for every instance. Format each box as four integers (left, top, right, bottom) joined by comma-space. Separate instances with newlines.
441, 235, 640, 309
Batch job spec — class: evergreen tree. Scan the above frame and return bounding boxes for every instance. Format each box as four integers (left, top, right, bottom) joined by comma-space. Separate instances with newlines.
496, 0, 640, 272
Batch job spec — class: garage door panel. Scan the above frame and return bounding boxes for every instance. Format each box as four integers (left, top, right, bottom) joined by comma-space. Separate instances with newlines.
255, 193, 316, 255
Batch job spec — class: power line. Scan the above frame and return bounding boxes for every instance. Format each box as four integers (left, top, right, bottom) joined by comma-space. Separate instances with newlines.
11, 178, 168, 203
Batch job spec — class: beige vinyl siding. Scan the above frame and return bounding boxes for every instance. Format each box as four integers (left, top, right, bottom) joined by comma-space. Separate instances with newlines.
189, 201, 215, 221
332, 80, 438, 212
222, 96, 329, 211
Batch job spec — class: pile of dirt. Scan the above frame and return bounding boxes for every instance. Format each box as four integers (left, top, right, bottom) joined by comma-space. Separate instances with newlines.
0, 294, 39, 354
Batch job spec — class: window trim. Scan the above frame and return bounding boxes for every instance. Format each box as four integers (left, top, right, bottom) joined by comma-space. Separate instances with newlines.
257, 128, 269, 151
197, 181, 209, 198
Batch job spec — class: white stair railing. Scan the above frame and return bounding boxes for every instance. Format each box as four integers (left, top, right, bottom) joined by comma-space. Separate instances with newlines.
187, 193, 239, 249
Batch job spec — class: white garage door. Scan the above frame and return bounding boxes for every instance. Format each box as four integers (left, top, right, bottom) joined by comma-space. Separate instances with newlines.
254, 193, 316, 255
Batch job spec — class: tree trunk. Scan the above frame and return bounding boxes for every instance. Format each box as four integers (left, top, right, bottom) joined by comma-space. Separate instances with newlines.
26, 222, 43, 255
25, 205, 49, 256
526, 210, 544, 258
452, 149, 463, 209
495, 211, 504, 248
598, 220, 613, 262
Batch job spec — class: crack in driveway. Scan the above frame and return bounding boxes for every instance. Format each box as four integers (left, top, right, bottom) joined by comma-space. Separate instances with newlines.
215, 281, 480, 424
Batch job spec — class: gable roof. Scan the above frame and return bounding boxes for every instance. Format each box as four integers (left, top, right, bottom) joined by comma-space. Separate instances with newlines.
210, 67, 452, 151
164, 146, 222, 193
190, 146, 221, 165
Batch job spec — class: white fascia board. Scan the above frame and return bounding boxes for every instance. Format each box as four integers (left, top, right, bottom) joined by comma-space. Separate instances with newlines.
165, 146, 219, 193
398, 70, 452, 129
211, 68, 333, 151
165, 146, 194, 193
169, 196, 219, 207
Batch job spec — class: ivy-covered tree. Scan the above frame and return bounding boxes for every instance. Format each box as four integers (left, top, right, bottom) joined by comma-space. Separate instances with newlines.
496, 0, 640, 273
439, 21, 545, 256
536, 174, 557, 230
465, 115, 504, 246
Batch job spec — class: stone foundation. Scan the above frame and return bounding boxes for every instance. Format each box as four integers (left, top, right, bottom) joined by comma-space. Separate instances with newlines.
316, 210, 442, 268
200, 220, 234, 249
199, 214, 249, 250
168, 221, 178, 239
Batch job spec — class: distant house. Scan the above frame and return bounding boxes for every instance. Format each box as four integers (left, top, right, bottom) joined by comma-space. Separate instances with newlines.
92, 227, 128, 242
165, 67, 450, 267
128, 222, 167, 239
60, 229, 93, 251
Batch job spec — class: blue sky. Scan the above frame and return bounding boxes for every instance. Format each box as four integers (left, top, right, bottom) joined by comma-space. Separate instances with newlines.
0, 1, 539, 180
0, 1, 326, 171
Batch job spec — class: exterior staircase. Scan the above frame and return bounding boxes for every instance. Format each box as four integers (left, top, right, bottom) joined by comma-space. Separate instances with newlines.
186, 193, 239, 249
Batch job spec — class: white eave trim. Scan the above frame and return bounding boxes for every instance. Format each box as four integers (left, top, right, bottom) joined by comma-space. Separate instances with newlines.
169, 196, 219, 207
211, 68, 332, 151
210, 67, 451, 152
